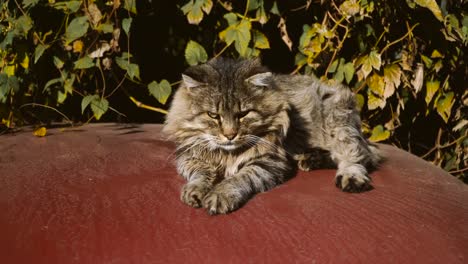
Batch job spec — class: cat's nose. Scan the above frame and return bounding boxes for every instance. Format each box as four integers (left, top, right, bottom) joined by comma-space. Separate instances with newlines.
224, 131, 238, 140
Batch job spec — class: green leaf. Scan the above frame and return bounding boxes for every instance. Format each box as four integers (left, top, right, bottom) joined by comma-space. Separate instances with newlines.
22, 0, 39, 8
355, 93, 365, 110
57, 90, 67, 104
34, 44, 49, 64
148, 80, 172, 105
122, 18, 132, 36
185, 40, 208, 66
181, 0, 212, 25
0, 74, 8, 103
82, 95, 98, 114
64, 74, 75, 94
98, 23, 114, 34
16, 15, 33, 36
53, 1, 82, 13
270, 1, 280, 16
359, 51, 381, 78
219, 20, 252, 56
74, 56, 95, 69
123, 0, 137, 14
425, 80, 440, 105
44, 78, 62, 92
343, 62, 355, 84
253, 30, 270, 49
414, 0, 443, 21
90, 97, 109, 120
369, 125, 390, 142
53, 56, 64, 69
436, 92, 454, 123
65, 16, 89, 44
115, 56, 140, 80
256, 4, 268, 24
223, 13, 238, 26
7, 76, 19, 93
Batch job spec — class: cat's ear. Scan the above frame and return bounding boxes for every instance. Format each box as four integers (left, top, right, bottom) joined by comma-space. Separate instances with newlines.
182, 74, 204, 89
245, 72, 273, 87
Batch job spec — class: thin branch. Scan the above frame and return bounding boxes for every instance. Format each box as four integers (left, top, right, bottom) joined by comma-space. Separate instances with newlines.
129, 96, 168, 115
19, 103, 73, 125
380, 23, 419, 54
449, 167, 468, 174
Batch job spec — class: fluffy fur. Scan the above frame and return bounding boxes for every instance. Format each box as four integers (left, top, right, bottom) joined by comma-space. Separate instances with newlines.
163, 58, 381, 215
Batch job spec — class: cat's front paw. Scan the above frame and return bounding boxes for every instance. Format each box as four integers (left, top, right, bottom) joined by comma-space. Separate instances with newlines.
335, 165, 372, 193
202, 190, 239, 215
181, 182, 211, 208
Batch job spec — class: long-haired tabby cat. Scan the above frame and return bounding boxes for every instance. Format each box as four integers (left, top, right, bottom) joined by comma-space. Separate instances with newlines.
163, 58, 381, 215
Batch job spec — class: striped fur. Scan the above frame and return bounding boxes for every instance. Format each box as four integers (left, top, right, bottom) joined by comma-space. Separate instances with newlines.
164, 58, 381, 215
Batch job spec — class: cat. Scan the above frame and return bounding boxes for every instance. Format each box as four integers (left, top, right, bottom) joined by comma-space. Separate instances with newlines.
163, 58, 381, 215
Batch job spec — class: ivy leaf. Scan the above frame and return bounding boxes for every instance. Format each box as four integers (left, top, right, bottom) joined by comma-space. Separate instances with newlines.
223, 13, 238, 26
355, 93, 365, 110
123, 0, 137, 14
256, 4, 268, 25
359, 51, 381, 79
369, 125, 390, 142
383, 64, 402, 98
340, 0, 360, 16
64, 74, 75, 94
122, 18, 132, 36
57, 90, 67, 104
185, 40, 208, 66
22, 0, 39, 8
148, 80, 172, 105
43, 77, 62, 92
34, 44, 49, 64
53, 56, 64, 69
65, 16, 89, 44
115, 55, 140, 80
253, 30, 270, 49
368, 91, 386, 110
181, 0, 212, 25
425, 80, 440, 105
270, 1, 280, 16
343, 62, 355, 84
219, 20, 251, 56
16, 15, 33, 36
367, 73, 385, 96
74, 56, 95, 69
414, 0, 443, 21
90, 97, 109, 120
436, 92, 454, 123
82, 95, 99, 114
53, 1, 82, 13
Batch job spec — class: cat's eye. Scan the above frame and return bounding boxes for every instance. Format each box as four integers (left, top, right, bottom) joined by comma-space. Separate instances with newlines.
237, 110, 251, 119
207, 112, 220, 119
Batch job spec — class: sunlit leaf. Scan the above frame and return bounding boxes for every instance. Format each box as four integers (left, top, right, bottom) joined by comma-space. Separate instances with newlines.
53, 56, 64, 69
73, 40, 84, 53
148, 80, 172, 105
219, 20, 251, 56
414, 0, 443, 21
367, 73, 385, 96
181, 0, 212, 25
431, 49, 443, 58
343, 62, 355, 84
33, 127, 47, 137
368, 91, 386, 110
65, 16, 89, 44
74, 56, 95, 69
253, 30, 270, 49
355, 93, 365, 110
185, 40, 208, 66
64, 74, 75, 94
340, 0, 360, 16
20, 54, 29, 69
256, 4, 268, 25
383, 64, 401, 98
425, 80, 440, 105
436, 92, 454, 123
369, 125, 390, 142
57, 90, 67, 104
87, 3, 102, 27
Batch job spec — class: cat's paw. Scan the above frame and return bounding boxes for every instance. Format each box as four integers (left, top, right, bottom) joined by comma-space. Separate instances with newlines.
180, 182, 211, 208
202, 191, 238, 215
335, 165, 372, 193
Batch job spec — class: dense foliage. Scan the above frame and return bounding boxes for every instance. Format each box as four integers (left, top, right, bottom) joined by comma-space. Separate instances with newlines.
0, 0, 466, 181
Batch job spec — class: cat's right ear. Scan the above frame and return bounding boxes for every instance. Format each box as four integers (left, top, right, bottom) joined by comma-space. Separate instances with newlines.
182, 74, 204, 89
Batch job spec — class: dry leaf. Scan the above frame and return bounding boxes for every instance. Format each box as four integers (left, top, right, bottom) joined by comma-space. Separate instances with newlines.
278, 18, 292, 51
33, 127, 47, 137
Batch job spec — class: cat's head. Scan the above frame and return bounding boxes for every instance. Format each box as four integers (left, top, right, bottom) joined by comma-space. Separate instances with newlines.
164, 58, 289, 151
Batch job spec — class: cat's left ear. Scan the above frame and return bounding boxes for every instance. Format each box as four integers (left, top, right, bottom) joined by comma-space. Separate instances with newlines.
182, 74, 204, 89
245, 72, 273, 87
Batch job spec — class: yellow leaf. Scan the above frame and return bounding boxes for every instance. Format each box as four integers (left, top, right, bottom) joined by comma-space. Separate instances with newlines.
33, 127, 47, 137
414, 0, 443, 22
4, 64, 16, 76
369, 125, 390, 142
425, 80, 440, 105
383, 64, 402, 98
367, 73, 385, 96
73, 40, 84, 53
20, 54, 29, 69
431, 49, 443, 58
